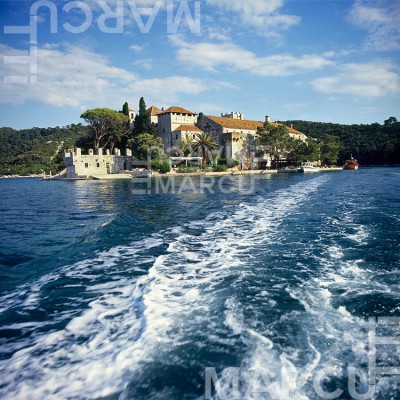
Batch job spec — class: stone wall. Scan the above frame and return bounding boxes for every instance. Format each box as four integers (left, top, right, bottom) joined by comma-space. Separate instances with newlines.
158, 112, 198, 153
63, 148, 133, 178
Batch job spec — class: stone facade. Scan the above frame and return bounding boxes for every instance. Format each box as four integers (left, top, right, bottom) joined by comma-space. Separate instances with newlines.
198, 115, 264, 164
172, 125, 203, 149
220, 111, 245, 120
197, 114, 308, 168
63, 148, 133, 178
157, 107, 198, 154
128, 109, 135, 124
147, 105, 162, 124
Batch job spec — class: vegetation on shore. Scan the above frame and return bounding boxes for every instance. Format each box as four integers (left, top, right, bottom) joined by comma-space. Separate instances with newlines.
1, 105, 399, 176
0, 124, 91, 176
283, 117, 400, 165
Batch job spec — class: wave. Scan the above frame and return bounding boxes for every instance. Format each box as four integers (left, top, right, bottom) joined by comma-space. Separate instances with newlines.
0, 177, 325, 399
7, 174, 398, 400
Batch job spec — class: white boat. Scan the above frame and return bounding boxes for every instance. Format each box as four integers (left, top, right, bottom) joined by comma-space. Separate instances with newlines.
278, 166, 302, 173
300, 162, 320, 172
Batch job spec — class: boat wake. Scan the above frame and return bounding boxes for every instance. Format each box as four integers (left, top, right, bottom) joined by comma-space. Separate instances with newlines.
1, 174, 399, 399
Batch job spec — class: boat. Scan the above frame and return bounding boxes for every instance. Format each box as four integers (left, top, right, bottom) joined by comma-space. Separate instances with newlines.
343, 157, 359, 170
278, 166, 302, 173
300, 162, 320, 172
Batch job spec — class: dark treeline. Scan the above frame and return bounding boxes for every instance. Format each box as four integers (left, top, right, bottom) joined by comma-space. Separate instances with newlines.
0, 124, 91, 175
284, 117, 400, 165
1, 116, 399, 175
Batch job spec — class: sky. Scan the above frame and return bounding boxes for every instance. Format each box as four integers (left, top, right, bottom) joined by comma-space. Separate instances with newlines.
0, 0, 399, 129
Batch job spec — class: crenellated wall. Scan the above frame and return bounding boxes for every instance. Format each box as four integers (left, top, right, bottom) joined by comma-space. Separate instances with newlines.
63, 148, 133, 178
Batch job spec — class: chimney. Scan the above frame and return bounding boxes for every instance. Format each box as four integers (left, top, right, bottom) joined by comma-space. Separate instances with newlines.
265, 115, 270, 123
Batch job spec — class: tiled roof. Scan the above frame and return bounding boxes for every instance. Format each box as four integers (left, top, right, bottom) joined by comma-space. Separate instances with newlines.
146, 105, 162, 116
173, 124, 203, 133
160, 106, 196, 115
205, 115, 264, 131
272, 123, 303, 135
205, 115, 303, 135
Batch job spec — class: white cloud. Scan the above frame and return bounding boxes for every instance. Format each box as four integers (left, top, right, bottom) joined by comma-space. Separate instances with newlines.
348, 0, 400, 51
0, 44, 207, 107
312, 63, 400, 97
130, 44, 144, 52
206, 0, 300, 39
133, 76, 206, 104
171, 37, 334, 76
132, 58, 153, 70
284, 102, 309, 111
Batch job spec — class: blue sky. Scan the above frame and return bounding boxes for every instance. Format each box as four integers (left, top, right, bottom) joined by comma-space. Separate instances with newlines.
0, 0, 399, 129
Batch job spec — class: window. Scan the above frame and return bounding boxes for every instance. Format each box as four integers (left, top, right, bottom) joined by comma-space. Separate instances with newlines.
85, 163, 88, 168
96, 163, 100, 168
176, 134, 178, 140
163, 128, 165, 134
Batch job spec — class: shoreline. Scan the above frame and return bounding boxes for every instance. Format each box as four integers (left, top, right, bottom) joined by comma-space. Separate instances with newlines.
0, 167, 344, 180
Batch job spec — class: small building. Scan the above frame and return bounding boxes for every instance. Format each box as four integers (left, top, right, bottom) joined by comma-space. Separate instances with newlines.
157, 106, 198, 153
128, 109, 135, 124
63, 148, 133, 179
146, 105, 162, 124
172, 124, 203, 145
220, 111, 245, 120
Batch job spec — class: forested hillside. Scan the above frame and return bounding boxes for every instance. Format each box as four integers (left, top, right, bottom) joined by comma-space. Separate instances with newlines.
284, 117, 400, 165
1, 116, 399, 175
0, 124, 91, 175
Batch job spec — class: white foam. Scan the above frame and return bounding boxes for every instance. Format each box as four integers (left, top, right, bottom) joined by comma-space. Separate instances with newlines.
0, 175, 334, 399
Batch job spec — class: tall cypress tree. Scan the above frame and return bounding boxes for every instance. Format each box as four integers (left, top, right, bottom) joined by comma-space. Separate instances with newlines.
122, 102, 130, 117
132, 97, 152, 137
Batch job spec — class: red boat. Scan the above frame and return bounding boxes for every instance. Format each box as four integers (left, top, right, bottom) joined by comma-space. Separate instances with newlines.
343, 157, 359, 170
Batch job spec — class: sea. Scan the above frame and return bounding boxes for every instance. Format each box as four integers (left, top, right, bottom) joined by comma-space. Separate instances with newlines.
0, 168, 399, 400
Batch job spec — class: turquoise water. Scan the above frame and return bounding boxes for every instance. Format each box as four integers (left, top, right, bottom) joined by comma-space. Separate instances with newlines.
0, 169, 399, 399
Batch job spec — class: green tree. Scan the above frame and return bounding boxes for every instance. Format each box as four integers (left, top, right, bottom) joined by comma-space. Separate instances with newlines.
176, 137, 193, 156
256, 123, 293, 167
80, 108, 129, 150
132, 133, 165, 160
133, 97, 157, 137
303, 139, 320, 162
288, 139, 308, 163
192, 132, 218, 167
122, 102, 130, 117
320, 135, 339, 165
384, 117, 398, 126
104, 121, 131, 154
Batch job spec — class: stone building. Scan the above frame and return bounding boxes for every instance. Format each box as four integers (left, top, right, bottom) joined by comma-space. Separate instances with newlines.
146, 105, 162, 124
198, 113, 307, 168
63, 148, 133, 179
157, 106, 201, 153
173, 124, 203, 145
198, 114, 265, 165
128, 109, 136, 124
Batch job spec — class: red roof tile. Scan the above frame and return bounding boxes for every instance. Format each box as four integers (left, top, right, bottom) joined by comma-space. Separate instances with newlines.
173, 124, 203, 133
160, 106, 196, 115
205, 115, 303, 135
146, 105, 162, 116
205, 115, 264, 131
